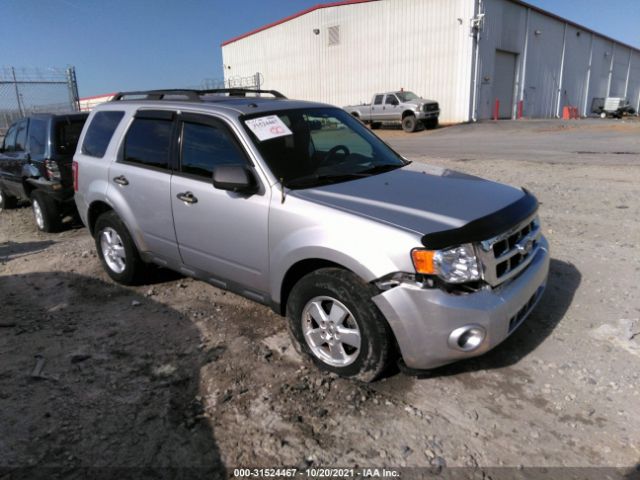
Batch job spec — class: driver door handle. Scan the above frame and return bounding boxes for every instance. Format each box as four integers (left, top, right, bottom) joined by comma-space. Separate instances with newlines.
177, 191, 198, 204
113, 175, 129, 186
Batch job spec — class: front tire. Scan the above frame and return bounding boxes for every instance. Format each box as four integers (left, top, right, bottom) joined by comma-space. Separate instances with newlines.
286, 268, 394, 382
402, 115, 417, 133
94, 211, 147, 285
423, 118, 439, 130
0, 188, 18, 213
31, 191, 62, 232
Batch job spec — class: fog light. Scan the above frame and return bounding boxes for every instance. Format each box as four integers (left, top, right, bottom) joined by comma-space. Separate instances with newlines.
448, 325, 486, 352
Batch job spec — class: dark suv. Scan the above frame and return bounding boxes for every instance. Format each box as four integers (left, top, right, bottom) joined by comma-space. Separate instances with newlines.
0, 112, 89, 231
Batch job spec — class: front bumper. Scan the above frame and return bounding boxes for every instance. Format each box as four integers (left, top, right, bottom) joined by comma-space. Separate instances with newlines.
372, 236, 550, 370
416, 111, 440, 120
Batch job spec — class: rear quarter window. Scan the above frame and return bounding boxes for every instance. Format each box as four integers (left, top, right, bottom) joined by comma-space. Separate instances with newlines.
55, 118, 86, 155
81, 111, 125, 158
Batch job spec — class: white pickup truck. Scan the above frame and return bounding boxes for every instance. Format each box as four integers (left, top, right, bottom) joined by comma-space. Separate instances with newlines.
344, 91, 440, 132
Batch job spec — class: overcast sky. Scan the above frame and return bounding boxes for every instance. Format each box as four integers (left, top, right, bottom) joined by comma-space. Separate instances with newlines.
1, 0, 638, 97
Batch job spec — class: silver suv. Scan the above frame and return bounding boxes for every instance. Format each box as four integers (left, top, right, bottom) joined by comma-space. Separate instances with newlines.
74, 89, 549, 382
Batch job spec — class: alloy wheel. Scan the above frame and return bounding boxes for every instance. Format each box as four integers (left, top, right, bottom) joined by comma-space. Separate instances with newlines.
100, 227, 126, 274
301, 296, 361, 367
33, 200, 45, 230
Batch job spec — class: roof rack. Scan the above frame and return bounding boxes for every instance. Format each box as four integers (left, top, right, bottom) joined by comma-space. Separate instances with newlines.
110, 88, 287, 102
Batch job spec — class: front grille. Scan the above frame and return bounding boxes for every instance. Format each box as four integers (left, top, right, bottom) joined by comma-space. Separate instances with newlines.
477, 214, 541, 287
508, 286, 544, 332
423, 103, 439, 112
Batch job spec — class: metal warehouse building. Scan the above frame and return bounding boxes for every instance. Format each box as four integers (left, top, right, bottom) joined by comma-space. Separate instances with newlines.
221, 0, 640, 124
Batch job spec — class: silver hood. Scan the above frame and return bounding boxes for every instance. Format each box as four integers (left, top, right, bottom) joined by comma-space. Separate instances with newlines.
406, 97, 437, 106
290, 163, 526, 236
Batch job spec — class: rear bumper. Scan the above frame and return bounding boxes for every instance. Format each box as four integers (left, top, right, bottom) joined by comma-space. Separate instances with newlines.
372, 236, 550, 370
27, 178, 74, 203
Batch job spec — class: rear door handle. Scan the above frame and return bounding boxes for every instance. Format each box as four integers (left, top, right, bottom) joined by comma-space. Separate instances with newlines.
113, 175, 129, 186
176, 191, 198, 204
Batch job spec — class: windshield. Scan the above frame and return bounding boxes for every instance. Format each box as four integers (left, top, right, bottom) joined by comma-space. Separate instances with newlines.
242, 107, 407, 188
395, 91, 419, 102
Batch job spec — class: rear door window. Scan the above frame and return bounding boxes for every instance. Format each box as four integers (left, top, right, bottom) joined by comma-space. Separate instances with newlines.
28, 118, 48, 156
123, 117, 173, 170
373, 95, 383, 105
81, 111, 125, 158
180, 119, 247, 178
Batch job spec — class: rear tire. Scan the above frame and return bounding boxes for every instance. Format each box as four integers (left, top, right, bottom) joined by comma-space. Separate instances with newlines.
286, 268, 394, 382
0, 188, 18, 212
94, 210, 147, 285
31, 191, 62, 232
402, 115, 417, 133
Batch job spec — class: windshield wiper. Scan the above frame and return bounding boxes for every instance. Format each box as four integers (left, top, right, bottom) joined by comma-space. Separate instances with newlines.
285, 172, 369, 189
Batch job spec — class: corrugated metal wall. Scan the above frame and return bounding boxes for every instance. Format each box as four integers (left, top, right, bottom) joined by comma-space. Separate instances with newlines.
222, 0, 476, 124
475, 0, 640, 119
629, 52, 640, 114
223, 0, 640, 123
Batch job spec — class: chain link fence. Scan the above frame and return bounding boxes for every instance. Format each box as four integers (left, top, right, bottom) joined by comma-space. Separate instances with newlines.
0, 66, 80, 136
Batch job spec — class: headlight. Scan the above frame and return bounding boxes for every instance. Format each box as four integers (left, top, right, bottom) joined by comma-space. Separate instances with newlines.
415, 103, 423, 111
411, 244, 481, 283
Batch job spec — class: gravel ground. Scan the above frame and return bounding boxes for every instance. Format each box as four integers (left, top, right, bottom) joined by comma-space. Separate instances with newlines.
1, 119, 639, 477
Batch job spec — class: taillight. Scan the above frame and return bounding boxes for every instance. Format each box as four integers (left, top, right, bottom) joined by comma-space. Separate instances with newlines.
44, 159, 61, 182
72, 161, 79, 192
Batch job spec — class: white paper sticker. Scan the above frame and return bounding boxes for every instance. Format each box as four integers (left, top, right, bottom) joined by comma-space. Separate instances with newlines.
245, 115, 293, 141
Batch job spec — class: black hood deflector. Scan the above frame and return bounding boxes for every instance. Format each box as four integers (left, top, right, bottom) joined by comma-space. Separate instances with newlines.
421, 190, 538, 249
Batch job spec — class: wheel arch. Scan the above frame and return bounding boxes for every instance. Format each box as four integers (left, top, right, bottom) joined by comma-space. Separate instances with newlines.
22, 179, 36, 199
402, 110, 416, 119
87, 200, 114, 236
277, 258, 349, 316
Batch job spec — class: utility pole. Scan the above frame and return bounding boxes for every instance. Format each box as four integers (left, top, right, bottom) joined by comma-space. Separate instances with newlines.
11, 67, 24, 117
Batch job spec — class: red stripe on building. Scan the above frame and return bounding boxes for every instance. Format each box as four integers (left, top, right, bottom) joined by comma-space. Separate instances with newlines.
221, 0, 379, 46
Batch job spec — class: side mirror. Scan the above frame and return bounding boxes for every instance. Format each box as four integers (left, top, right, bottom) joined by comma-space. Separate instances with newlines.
212, 164, 258, 195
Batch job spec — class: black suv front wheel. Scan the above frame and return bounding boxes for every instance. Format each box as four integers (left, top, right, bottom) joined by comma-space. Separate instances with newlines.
0, 188, 18, 212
